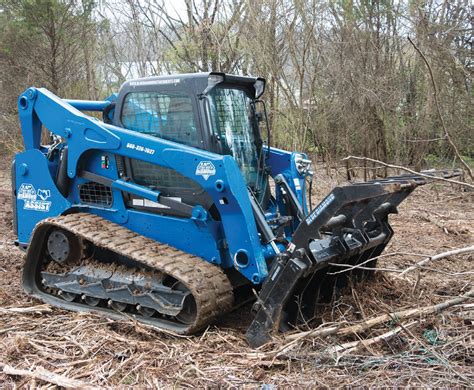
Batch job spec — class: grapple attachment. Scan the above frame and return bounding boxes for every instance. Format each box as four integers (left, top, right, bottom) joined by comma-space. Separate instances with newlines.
246, 176, 427, 347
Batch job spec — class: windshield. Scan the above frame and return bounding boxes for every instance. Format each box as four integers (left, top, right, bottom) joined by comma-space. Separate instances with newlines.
208, 87, 267, 199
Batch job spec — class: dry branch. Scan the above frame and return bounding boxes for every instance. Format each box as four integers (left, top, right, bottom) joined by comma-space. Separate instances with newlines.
242, 290, 473, 362
322, 321, 418, 358
278, 289, 473, 348
397, 245, 474, 278
407, 36, 474, 181
328, 251, 429, 275
0, 304, 52, 314
342, 156, 474, 189
1, 364, 96, 389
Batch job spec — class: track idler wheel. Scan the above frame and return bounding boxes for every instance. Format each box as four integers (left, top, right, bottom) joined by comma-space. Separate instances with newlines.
175, 282, 197, 325
46, 228, 83, 264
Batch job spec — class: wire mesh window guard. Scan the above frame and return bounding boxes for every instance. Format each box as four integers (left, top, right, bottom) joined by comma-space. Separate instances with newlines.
121, 91, 199, 148
130, 159, 202, 196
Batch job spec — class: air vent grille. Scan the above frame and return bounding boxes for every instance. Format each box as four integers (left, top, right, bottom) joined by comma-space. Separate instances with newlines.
79, 182, 113, 207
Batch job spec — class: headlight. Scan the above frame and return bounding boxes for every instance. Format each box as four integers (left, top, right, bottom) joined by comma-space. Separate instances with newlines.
295, 154, 313, 176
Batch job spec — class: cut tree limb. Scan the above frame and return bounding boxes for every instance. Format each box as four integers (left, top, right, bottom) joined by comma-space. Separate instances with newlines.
322, 321, 418, 359
342, 156, 474, 189
1, 363, 96, 389
397, 245, 474, 278
0, 304, 52, 314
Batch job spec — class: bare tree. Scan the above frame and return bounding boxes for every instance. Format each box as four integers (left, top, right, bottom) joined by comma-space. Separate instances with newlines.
1, 0, 471, 173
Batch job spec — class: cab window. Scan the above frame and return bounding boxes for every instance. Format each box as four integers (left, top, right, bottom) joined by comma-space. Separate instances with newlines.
121, 91, 199, 148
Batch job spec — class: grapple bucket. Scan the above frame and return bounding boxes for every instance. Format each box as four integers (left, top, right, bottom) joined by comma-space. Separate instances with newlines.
246, 176, 427, 347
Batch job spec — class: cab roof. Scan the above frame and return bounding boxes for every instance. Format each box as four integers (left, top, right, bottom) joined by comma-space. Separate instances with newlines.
123, 72, 263, 86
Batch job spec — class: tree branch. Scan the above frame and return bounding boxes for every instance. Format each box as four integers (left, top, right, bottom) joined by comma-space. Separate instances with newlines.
243, 290, 473, 359
322, 321, 418, 359
1, 364, 94, 389
397, 245, 474, 278
407, 36, 473, 181
342, 155, 474, 189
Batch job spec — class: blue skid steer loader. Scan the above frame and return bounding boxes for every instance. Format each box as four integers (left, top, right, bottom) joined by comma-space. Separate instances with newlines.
12, 73, 426, 347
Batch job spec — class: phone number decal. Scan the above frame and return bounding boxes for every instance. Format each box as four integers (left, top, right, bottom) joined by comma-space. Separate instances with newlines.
126, 143, 155, 155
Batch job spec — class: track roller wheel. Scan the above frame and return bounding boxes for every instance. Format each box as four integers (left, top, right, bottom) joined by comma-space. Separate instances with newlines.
136, 305, 156, 317
108, 300, 127, 312
83, 295, 101, 306
58, 290, 77, 302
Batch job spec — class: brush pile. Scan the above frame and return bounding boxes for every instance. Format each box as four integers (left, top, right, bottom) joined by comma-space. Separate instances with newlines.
1, 165, 472, 387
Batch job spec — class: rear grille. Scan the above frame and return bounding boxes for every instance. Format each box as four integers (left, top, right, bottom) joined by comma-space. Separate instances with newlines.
79, 182, 113, 207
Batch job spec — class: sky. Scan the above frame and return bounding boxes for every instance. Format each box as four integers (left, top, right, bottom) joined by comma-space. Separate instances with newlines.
163, 0, 188, 19
99, 0, 189, 21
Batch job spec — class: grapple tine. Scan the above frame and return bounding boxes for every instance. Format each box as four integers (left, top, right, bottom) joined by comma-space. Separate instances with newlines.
245, 253, 310, 348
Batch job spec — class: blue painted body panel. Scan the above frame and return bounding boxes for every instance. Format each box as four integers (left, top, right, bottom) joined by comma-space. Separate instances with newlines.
14, 87, 308, 285
15, 149, 71, 243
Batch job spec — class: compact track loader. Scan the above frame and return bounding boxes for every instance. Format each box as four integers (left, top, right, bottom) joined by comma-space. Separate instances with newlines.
13, 73, 426, 347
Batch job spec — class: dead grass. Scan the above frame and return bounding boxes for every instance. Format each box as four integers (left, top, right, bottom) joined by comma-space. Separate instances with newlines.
0, 162, 472, 387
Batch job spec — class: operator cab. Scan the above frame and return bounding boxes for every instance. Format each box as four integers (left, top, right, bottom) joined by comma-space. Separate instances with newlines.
113, 73, 270, 214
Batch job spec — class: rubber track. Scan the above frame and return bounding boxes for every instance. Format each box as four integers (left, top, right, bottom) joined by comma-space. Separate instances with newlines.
33, 212, 234, 334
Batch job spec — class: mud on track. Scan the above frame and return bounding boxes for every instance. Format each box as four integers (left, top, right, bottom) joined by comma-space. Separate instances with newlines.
0, 160, 473, 387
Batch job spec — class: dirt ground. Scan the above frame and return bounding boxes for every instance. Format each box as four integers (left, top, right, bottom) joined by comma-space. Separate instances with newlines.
0, 159, 472, 388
